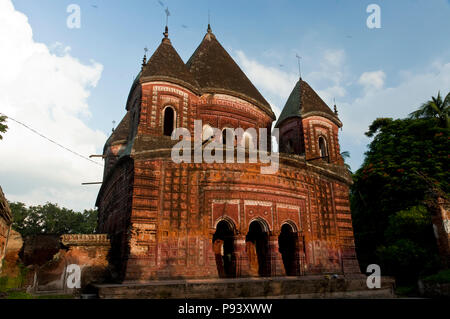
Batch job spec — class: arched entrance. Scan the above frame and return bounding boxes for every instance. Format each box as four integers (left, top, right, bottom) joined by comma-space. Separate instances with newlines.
212, 220, 236, 278
163, 106, 175, 136
318, 136, 329, 162
278, 223, 300, 276
245, 220, 270, 277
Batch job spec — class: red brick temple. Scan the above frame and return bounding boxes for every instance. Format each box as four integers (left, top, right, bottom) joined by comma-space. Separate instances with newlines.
96, 25, 360, 282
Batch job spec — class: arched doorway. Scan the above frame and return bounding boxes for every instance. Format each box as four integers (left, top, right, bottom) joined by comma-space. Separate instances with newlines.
242, 132, 255, 150
278, 223, 299, 276
318, 136, 328, 161
245, 220, 270, 277
212, 220, 236, 278
222, 128, 235, 148
163, 106, 175, 136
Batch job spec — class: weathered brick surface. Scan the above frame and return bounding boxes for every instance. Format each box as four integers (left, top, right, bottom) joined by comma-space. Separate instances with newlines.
98, 148, 360, 281
96, 34, 360, 282
0, 186, 12, 274
27, 234, 111, 293
430, 197, 450, 268
1, 229, 22, 278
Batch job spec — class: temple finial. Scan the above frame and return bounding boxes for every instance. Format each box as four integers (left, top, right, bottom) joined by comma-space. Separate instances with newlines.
142, 47, 148, 68
296, 54, 302, 79
333, 98, 338, 115
164, 7, 170, 38
207, 5, 211, 33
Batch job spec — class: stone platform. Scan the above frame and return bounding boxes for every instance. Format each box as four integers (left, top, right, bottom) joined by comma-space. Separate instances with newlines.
94, 275, 396, 299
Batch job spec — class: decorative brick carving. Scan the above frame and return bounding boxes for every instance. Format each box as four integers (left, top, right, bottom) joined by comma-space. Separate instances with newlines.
97, 34, 360, 282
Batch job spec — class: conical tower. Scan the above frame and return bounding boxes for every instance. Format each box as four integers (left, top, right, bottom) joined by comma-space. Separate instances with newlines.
276, 78, 343, 164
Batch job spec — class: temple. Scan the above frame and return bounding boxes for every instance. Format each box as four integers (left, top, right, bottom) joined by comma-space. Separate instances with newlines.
96, 25, 360, 282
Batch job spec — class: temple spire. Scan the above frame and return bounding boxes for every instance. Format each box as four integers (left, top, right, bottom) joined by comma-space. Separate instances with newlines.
296, 54, 302, 79
142, 47, 148, 68
163, 7, 170, 39
333, 98, 338, 115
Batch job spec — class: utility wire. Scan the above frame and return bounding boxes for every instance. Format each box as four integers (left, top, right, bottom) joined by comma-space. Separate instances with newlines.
0, 112, 103, 167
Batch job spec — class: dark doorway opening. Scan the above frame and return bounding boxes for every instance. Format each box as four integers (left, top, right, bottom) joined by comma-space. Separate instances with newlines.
213, 220, 236, 278
278, 223, 299, 276
246, 220, 270, 277
163, 107, 174, 136
222, 128, 235, 147
318, 136, 328, 161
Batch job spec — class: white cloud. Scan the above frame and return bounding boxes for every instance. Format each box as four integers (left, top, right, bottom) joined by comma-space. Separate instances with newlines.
323, 49, 345, 69
232, 45, 450, 173
358, 70, 386, 91
307, 49, 348, 104
234, 50, 298, 100
233, 49, 348, 117
339, 62, 450, 170
0, 0, 106, 211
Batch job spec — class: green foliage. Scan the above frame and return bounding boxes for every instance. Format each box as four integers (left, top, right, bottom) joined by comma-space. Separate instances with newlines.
340, 151, 352, 172
351, 117, 449, 284
9, 202, 98, 237
395, 285, 417, 297
409, 91, 450, 128
384, 205, 433, 243
0, 115, 7, 140
0, 263, 28, 292
421, 269, 450, 284
36, 294, 75, 299
5, 291, 33, 299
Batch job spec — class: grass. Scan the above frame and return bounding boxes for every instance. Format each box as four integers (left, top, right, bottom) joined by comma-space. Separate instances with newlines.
4, 291, 34, 299
0, 262, 29, 292
421, 269, 450, 284
35, 294, 75, 299
395, 285, 418, 297
0, 288, 76, 299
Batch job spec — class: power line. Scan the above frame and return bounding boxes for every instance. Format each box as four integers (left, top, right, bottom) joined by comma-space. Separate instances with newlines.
0, 112, 103, 167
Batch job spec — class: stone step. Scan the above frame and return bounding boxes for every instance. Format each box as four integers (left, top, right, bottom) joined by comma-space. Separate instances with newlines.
95, 275, 395, 299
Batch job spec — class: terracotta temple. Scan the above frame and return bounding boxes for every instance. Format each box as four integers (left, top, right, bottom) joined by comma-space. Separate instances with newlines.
96, 25, 360, 282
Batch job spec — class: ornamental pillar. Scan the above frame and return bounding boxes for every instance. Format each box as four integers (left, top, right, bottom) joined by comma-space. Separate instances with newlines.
296, 234, 306, 275
268, 234, 284, 277
233, 235, 250, 277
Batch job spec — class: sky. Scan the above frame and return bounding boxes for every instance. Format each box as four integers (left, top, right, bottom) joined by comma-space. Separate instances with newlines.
0, 0, 449, 211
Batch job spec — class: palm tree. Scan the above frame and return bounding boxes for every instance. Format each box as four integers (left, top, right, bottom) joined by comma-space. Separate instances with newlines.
409, 91, 450, 128
341, 151, 352, 172
0, 114, 8, 140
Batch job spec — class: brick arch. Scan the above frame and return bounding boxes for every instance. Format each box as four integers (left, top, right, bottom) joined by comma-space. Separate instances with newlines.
280, 220, 299, 233
317, 135, 329, 160
247, 217, 270, 233
161, 104, 178, 136
278, 221, 301, 276
213, 216, 238, 233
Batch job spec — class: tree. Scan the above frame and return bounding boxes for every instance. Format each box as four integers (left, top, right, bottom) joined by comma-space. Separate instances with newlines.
340, 151, 352, 172
409, 91, 450, 128
0, 115, 7, 140
351, 117, 449, 284
9, 202, 98, 237
376, 205, 440, 284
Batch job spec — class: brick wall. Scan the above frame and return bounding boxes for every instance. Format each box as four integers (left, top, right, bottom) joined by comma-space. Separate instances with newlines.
111, 153, 360, 282
97, 80, 359, 282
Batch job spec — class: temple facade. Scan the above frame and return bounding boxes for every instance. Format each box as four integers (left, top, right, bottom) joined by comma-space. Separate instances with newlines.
96, 25, 360, 282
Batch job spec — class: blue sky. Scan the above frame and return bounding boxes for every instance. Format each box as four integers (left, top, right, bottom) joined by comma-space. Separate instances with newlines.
1, 0, 449, 210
